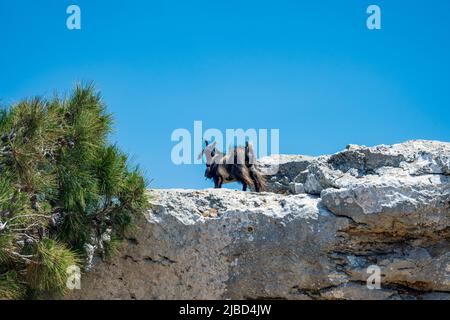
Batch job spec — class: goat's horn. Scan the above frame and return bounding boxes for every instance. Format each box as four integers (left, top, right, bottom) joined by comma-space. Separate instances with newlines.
197, 149, 205, 160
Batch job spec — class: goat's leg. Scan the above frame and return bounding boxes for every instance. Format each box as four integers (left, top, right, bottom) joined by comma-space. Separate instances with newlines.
249, 170, 259, 192
214, 177, 219, 188
248, 170, 259, 192
242, 183, 247, 191
214, 176, 223, 189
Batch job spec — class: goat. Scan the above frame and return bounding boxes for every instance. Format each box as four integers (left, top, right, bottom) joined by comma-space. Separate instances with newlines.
198, 140, 266, 192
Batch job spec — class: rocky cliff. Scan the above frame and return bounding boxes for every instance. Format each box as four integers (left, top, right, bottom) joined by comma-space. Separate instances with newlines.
68, 140, 450, 300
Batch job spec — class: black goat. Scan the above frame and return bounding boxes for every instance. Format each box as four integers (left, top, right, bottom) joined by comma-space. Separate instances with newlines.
198, 140, 266, 192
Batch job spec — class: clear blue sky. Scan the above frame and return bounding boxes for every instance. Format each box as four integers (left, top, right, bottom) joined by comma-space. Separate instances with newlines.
1, 0, 449, 189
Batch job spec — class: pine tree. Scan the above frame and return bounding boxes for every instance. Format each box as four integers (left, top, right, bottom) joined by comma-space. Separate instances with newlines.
0, 84, 148, 299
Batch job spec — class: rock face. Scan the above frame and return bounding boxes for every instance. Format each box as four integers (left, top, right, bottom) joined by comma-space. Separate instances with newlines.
68, 140, 450, 300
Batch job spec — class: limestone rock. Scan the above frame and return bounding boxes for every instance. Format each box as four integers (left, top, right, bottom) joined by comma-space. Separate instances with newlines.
66, 140, 450, 300
262, 140, 450, 195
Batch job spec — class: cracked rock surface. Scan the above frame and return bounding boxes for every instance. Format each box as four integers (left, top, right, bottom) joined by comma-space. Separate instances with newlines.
67, 140, 450, 300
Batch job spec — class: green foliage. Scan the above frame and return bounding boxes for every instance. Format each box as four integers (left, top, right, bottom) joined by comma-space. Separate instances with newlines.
0, 271, 26, 300
103, 235, 124, 259
0, 84, 148, 299
26, 238, 80, 295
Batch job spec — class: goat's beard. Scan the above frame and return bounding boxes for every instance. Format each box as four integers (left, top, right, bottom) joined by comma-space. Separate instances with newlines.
204, 167, 214, 179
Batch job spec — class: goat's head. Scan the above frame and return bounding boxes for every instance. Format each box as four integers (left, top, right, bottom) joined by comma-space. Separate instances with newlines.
197, 140, 218, 179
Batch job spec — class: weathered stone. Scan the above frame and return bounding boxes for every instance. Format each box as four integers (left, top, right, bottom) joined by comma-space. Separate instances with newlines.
66, 140, 450, 300
257, 155, 315, 194
262, 140, 450, 195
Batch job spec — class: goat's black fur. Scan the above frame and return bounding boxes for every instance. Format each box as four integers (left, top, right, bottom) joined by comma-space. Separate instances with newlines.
198, 140, 266, 192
